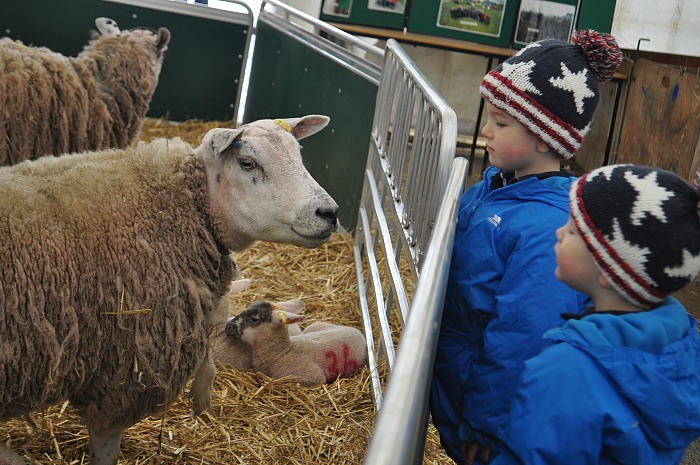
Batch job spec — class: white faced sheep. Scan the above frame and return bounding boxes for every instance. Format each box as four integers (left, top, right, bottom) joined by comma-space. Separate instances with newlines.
0, 115, 338, 465
0, 17, 170, 165
224, 300, 368, 386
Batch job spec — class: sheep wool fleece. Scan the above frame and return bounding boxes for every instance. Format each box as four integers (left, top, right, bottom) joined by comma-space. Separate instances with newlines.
493, 297, 700, 465
429, 165, 589, 464
0, 138, 235, 431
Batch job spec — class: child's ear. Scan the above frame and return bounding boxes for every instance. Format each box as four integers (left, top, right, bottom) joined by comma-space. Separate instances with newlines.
536, 140, 551, 154
598, 273, 612, 289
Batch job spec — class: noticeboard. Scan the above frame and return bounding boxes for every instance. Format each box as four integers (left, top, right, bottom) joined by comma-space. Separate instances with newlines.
320, 0, 616, 48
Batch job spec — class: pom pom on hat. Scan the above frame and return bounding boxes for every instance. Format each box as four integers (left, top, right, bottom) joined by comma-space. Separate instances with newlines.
571, 29, 623, 82
479, 30, 623, 160
570, 164, 700, 308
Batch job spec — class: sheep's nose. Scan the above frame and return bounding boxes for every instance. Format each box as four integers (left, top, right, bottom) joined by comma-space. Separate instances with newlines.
317, 206, 339, 226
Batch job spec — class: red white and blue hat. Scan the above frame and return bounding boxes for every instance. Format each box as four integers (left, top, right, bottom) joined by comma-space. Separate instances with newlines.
570, 164, 700, 308
480, 30, 623, 160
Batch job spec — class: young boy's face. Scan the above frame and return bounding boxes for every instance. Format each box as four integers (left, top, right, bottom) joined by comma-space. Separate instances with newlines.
481, 102, 548, 176
554, 215, 600, 295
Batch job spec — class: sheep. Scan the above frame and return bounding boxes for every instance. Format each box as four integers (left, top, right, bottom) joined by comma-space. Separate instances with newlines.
0, 115, 339, 465
224, 300, 368, 386
0, 17, 170, 166
210, 279, 304, 370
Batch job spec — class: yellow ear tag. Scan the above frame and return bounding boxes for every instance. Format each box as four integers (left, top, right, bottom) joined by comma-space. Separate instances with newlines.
274, 119, 293, 133
278, 311, 287, 324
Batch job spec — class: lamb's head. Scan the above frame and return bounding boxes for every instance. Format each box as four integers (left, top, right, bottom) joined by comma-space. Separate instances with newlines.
197, 116, 339, 251
90, 17, 170, 79
225, 300, 306, 343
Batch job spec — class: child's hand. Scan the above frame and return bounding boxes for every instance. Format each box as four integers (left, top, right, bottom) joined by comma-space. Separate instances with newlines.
459, 441, 490, 465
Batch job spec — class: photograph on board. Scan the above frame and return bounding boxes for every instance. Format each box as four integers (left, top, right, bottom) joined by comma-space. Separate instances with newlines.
322, 0, 353, 17
514, 0, 576, 45
367, 0, 406, 14
437, 0, 506, 37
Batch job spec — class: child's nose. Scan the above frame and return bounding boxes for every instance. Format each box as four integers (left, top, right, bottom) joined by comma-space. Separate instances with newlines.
481, 121, 492, 138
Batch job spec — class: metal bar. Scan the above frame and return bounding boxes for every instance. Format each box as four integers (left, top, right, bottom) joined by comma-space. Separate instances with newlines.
363, 157, 468, 465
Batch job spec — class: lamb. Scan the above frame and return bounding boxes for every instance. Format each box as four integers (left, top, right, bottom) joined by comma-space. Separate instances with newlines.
224, 300, 368, 386
0, 17, 170, 166
0, 115, 338, 465
210, 279, 304, 370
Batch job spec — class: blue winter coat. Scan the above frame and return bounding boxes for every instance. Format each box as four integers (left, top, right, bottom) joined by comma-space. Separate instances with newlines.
429, 166, 589, 464
493, 297, 700, 465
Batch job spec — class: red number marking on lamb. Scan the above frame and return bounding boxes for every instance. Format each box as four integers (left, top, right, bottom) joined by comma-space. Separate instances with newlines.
325, 344, 359, 382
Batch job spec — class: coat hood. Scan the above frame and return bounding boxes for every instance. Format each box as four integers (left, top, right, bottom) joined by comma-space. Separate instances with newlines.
545, 297, 700, 449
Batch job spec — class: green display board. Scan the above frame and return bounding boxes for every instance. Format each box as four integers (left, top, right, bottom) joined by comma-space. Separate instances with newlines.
0, 0, 251, 121
320, 0, 406, 30
321, 0, 616, 49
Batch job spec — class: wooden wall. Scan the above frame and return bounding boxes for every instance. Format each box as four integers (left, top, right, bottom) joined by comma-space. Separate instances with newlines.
614, 58, 700, 183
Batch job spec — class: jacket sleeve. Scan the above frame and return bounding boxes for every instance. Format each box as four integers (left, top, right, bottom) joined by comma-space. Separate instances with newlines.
460, 217, 585, 442
491, 344, 606, 465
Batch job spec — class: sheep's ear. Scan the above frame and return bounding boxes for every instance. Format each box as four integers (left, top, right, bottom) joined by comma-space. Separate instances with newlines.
95, 17, 121, 36
228, 279, 252, 295
275, 115, 330, 141
156, 27, 171, 51
200, 128, 245, 159
274, 311, 305, 325
276, 299, 305, 314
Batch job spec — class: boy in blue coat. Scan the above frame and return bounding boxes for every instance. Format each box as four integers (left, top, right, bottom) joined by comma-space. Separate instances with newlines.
492, 164, 700, 465
429, 31, 623, 465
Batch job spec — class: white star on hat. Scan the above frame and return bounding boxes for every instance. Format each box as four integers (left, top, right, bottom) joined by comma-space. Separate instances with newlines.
514, 41, 542, 58
607, 219, 655, 285
501, 60, 542, 95
665, 249, 700, 281
549, 63, 595, 114
625, 170, 675, 226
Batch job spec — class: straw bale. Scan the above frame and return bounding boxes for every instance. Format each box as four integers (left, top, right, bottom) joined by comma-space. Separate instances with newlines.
0, 119, 451, 464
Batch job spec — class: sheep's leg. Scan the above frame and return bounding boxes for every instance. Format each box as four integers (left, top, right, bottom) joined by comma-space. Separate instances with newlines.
0, 442, 25, 465
88, 427, 123, 465
190, 355, 216, 416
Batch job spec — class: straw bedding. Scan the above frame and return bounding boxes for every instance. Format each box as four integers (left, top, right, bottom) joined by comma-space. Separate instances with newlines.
0, 119, 450, 464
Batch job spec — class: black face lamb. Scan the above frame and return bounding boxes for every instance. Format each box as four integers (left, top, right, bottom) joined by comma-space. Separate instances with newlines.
0, 115, 338, 465
0, 17, 170, 165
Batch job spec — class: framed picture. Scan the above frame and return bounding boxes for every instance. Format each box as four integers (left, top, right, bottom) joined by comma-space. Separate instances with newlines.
436, 0, 507, 38
322, 0, 353, 18
320, 0, 405, 29
367, 0, 406, 15
514, 0, 578, 45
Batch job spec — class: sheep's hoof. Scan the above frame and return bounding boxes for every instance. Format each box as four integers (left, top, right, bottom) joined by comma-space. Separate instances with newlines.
88, 427, 123, 465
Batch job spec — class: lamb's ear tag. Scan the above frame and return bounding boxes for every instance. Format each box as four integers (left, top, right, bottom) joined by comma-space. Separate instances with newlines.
278, 311, 287, 324
274, 119, 293, 133
232, 138, 244, 148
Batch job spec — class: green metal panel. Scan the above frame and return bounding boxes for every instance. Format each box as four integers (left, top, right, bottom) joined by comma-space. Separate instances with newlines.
244, 20, 378, 230
0, 0, 250, 121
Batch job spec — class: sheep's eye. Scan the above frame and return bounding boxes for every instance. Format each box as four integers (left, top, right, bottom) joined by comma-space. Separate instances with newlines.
239, 158, 255, 170
251, 315, 259, 323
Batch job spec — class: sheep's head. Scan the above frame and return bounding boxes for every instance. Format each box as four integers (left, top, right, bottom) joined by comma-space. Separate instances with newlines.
197, 116, 339, 251
88, 17, 171, 83
225, 300, 306, 343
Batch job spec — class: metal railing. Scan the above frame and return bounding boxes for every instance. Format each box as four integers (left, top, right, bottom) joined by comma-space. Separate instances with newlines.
353, 39, 468, 429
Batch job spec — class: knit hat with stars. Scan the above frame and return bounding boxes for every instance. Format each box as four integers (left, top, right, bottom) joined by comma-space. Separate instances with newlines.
480, 30, 623, 160
570, 164, 700, 309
